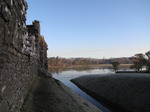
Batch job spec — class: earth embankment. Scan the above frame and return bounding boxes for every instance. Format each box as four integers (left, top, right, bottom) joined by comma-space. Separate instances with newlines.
21, 74, 102, 112
71, 73, 150, 112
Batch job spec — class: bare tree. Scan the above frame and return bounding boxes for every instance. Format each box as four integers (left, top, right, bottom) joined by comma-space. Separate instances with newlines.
130, 53, 146, 72
145, 51, 150, 72
111, 61, 120, 72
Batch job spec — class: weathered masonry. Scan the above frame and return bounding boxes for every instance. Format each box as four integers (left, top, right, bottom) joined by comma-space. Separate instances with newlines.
0, 0, 48, 111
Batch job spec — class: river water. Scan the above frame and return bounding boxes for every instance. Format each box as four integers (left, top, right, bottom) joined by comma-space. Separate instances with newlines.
52, 68, 115, 112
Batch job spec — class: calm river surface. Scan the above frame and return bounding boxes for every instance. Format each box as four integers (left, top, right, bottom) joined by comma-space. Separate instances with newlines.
52, 68, 115, 112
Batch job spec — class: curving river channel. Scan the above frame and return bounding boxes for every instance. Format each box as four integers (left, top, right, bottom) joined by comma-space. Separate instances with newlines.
52, 68, 114, 112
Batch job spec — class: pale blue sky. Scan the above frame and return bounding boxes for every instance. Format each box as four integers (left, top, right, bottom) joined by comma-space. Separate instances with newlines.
26, 0, 150, 58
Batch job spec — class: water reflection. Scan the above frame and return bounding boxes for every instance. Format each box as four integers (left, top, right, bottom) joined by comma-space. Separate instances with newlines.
49, 66, 115, 74
52, 68, 115, 112
51, 66, 131, 112
49, 65, 131, 74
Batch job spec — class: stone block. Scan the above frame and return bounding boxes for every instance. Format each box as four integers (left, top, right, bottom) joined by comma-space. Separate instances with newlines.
0, 69, 9, 81
1, 4, 12, 22
0, 18, 4, 46
5, 0, 13, 7
0, 95, 2, 103
4, 24, 11, 45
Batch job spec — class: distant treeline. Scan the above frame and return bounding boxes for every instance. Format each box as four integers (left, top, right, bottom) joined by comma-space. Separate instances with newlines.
48, 57, 132, 67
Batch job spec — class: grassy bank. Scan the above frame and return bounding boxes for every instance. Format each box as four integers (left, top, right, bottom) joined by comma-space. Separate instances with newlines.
71, 73, 150, 112
20, 74, 102, 112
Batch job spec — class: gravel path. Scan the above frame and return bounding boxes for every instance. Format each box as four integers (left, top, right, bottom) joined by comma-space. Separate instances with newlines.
71, 73, 150, 112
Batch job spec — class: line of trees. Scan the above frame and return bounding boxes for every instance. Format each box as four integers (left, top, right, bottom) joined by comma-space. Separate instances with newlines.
48, 51, 150, 73
48, 57, 132, 67
130, 51, 150, 72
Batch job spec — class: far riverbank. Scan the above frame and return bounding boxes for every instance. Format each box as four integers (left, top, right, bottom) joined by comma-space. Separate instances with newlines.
49, 64, 132, 73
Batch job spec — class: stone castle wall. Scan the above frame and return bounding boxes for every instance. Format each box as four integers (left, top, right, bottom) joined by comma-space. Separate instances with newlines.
0, 0, 48, 111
